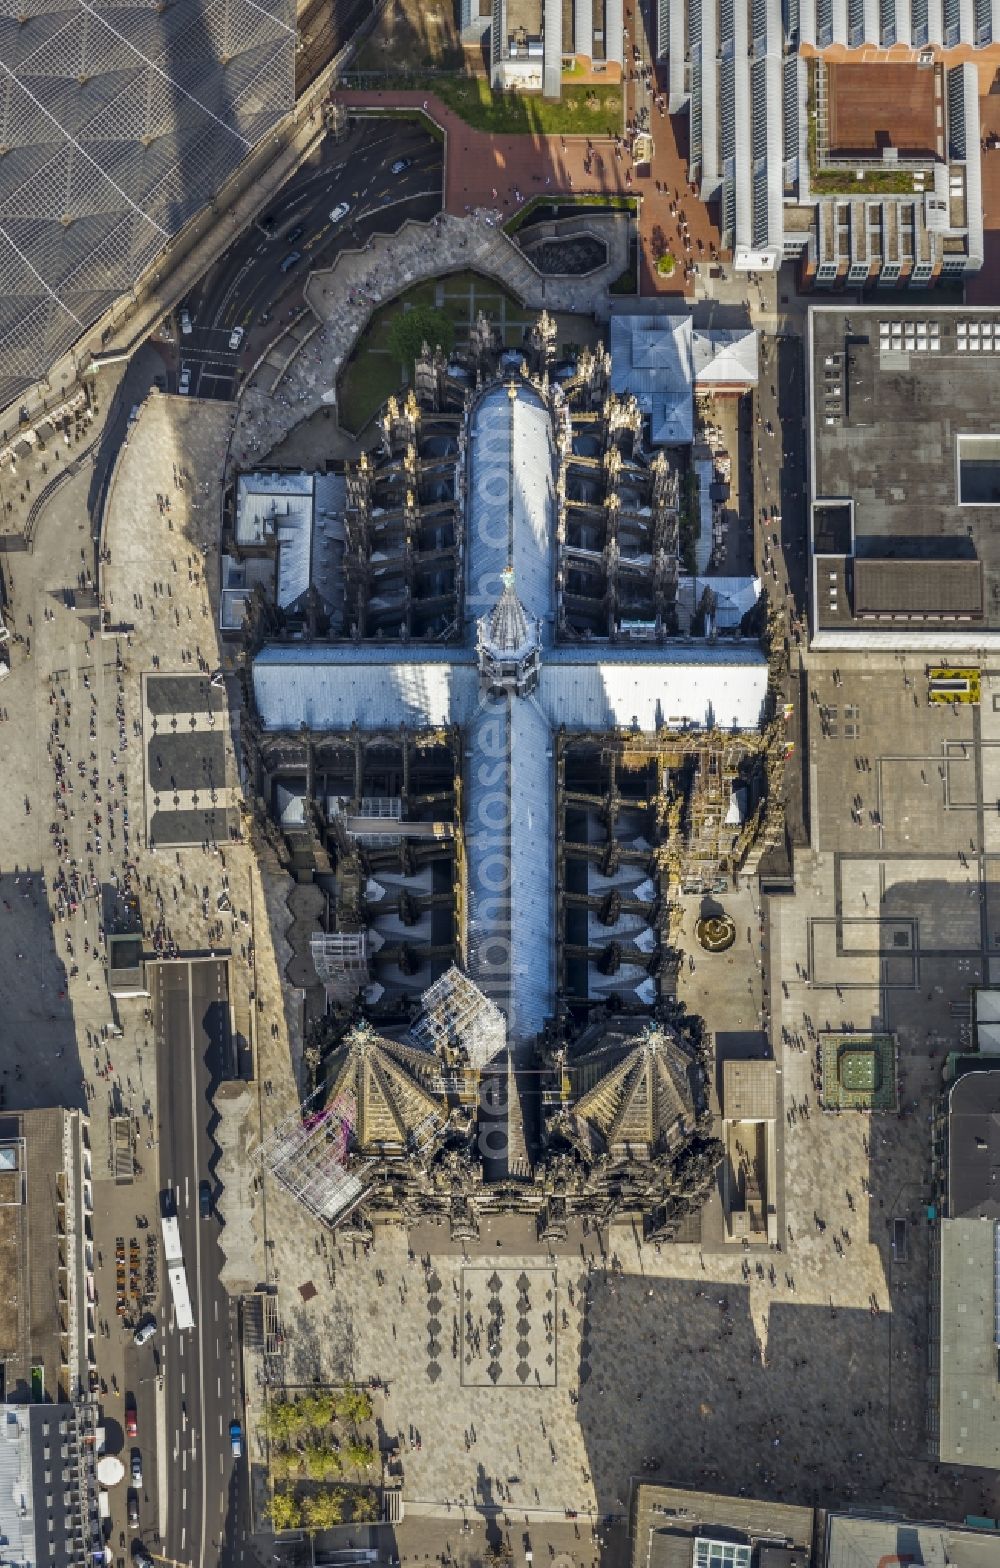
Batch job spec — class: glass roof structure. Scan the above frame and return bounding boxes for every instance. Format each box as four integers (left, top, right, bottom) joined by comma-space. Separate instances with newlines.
0, 0, 296, 412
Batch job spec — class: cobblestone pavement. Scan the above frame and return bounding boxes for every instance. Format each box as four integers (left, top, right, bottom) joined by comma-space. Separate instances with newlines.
246, 651, 1000, 1534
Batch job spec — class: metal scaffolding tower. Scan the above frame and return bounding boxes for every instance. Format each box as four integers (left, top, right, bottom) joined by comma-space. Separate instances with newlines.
310, 931, 370, 1006
410, 965, 506, 1067
257, 1085, 373, 1229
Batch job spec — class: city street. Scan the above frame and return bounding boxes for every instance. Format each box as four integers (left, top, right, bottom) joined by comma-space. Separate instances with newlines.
154, 957, 245, 1566
172, 120, 443, 400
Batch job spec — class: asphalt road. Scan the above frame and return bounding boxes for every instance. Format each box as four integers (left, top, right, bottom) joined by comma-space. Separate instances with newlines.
148, 957, 245, 1567
172, 120, 443, 400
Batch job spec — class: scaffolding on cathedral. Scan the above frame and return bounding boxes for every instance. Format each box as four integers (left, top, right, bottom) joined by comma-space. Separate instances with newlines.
257, 1084, 373, 1229
410, 966, 507, 1067
310, 932, 370, 1007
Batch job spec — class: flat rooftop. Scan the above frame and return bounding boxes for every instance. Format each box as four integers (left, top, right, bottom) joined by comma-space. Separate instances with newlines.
938, 1218, 1000, 1467
809, 307, 1000, 636
632, 1484, 814, 1568
948, 1069, 1000, 1219
827, 1514, 1000, 1568
827, 63, 939, 160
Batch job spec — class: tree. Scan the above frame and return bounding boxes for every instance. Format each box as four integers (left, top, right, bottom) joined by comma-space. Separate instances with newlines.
270, 1489, 302, 1531
301, 1490, 344, 1531
387, 304, 454, 369
304, 1443, 331, 1482
337, 1386, 373, 1424
267, 1399, 299, 1444
299, 1390, 334, 1431
349, 1489, 379, 1523
344, 1436, 374, 1472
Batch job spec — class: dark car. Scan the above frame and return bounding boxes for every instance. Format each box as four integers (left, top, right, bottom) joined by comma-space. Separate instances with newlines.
199, 1180, 211, 1218
286, 223, 304, 243
280, 250, 302, 274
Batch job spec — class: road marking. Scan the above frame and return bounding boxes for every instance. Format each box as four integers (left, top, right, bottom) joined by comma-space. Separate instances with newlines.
184, 1175, 189, 1207
182, 1447, 187, 1472
182, 1488, 187, 1510
188, 967, 210, 1568
181, 1525, 186, 1551
217, 1376, 222, 1397
213, 1300, 219, 1322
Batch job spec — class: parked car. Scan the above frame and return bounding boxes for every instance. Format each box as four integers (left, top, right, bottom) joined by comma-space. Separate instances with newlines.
133, 1316, 156, 1347
279, 251, 301, 274
179, 308, 192, 334
133, 1549, 154, 1568
128, 1491, 140, 1530
230, 1420, 243, 1458
329, 201, 351, 224
178, 365, 192, 395
125, 1401, 137, 1438
390, 157, 411, 175
131, 1450, 142, 1487
228, 325, 244, 351
199, 1179, 211, 1218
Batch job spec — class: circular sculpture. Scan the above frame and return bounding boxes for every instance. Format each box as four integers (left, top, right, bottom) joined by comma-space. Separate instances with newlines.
695, 912, 737, 953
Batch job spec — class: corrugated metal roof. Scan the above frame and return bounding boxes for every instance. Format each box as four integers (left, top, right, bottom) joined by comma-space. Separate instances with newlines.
609, 313, 694, 445
466, 386, 555, 629
252, 656, 479, 730
962, 64, 984, 268
693, 327, 760, 386
465, 695, 555, 1042
236, 471, 313, 546
253, 638, 769, 732
0, 1407, 34, 1566
538, 658, 767, 731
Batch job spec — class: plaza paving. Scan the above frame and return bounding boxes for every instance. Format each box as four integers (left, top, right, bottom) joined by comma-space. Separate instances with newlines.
245, 651, 1000, 1534
6, 268, 1000, 1562
0, 387, 295, 1552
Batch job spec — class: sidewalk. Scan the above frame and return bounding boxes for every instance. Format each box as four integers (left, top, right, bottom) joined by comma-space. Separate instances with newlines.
965, 89, 1000, 306
232, 210, 626, 465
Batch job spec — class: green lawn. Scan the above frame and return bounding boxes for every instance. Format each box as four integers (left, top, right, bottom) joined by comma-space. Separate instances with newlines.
345, 73, 623, 136
337, 271, 546, 435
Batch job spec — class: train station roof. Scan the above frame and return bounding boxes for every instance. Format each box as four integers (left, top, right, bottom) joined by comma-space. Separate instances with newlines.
0, 0, 295, 413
